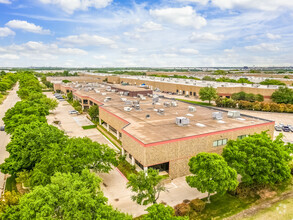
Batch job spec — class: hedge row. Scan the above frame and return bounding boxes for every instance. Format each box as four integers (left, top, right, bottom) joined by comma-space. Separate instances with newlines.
216, 97, 293, 113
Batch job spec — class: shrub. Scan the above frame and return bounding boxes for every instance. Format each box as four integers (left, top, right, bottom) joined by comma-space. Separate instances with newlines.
174, 203, 190, 216
189, 199, 205, 212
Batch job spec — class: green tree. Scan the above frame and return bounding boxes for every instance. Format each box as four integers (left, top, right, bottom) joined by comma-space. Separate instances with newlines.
260, 79, 286, 86
88, 105, 99, 121
67, 92, 73, 102
143, 204, 186, 220
199, 86, 217, 104
0, 191, 21, 213
223, 132, 293, 185
0, 122, 66, 175
127, 168, 166, 205
2, 170, 131, 220
30, 137, 118, 186
271, 87, 293, 104
186, 153, 238, 203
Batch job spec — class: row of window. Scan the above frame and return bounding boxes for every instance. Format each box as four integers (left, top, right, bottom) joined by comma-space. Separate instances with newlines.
213, 135, 248, 147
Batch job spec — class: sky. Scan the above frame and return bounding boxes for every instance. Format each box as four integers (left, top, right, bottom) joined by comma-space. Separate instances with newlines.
0, 0, 293, 67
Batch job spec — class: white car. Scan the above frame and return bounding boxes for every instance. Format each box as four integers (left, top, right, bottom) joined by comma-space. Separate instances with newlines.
69, 110, 79, 114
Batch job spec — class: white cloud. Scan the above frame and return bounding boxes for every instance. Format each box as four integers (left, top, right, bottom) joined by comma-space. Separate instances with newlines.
176, 0, 209, 4
6, 20, 51, 34
211, 0, 293, 11
267, 33, 281, 40
93, 55, 106, 59
39, 0, 112, 14
190, 32, 224, 42
245, 43, 280, 52
150, 6, 206, 29
179, 48, 199, 55
0, 0, 11, 4
58, 34, 115, 47
137, 21, 163, 32
124, 48, 138, 53
0, 54, 19, 60
0, 27, 15, 37
123, 32, 141, 40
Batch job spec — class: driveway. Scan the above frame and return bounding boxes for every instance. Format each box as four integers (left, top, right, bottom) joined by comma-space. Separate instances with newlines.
44, 92, 206, 217
0, 84, 21, 196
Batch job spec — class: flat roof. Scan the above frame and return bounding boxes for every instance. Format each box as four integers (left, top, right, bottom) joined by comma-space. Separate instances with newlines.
70, 83, 272, 146
111, 84, 152, 92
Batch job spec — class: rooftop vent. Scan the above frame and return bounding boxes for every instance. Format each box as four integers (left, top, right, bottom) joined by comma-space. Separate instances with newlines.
212, 112, 223, 120
124, 107, 132, 112
164, 102, 171, 107
105, 97, 111, 100
158, 109, 164, 114
106, 86, 111, 91
121, 98, 127, 102
176, 117, 190, 126
186, 113, 194, 117
101, 92, 107, 96
146, 114, 150, 119
188, 106, 196, 112
196, 123, 206, 127
140, 96, 146, 101
227, 111, 241, 118
125, 100, 132, 105
171, 101, 178, 107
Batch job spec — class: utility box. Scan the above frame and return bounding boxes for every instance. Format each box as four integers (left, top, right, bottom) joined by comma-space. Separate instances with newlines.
175, 117, 190, 126
188, 106, 196, 112
227, 111, 241, 118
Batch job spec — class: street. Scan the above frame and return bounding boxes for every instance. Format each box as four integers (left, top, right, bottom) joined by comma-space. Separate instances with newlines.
0, 84, 20, 196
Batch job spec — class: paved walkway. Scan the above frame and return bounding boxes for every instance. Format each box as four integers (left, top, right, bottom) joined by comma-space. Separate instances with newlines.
44, 92, 206, 217
0, 84, 20, 196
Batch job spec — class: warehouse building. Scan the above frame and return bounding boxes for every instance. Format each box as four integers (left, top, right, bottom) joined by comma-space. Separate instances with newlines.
53, 82, 275, 179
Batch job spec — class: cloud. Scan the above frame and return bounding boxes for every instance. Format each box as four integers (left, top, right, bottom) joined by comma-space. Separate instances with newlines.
124, 48, 138, 53
0, 41, 87, 61
267, 33, 281, 40
0, 54, 19, 60
150, 6, 206, 29
58, 34, 115, 47
190, 32, 224, 42
0, 0, 11, 4
211, 0, 293, 11
179, 48, 199, 55
39, 0, 112, 14
137, 21, 162, 32
93, 55, 106, 59
123, 32, 141, 40
176, 0, 209, 4
6, 20, 51, 34
245, 43, 280, 52
0, 27, 15, 37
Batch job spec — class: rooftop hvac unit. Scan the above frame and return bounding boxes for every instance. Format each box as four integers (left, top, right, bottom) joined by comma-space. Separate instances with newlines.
152, 95, 159, 104
104, 99, 109, 102
171, 101, 178, 107
106, 86, 111, 91
134, 104, 140, 110
212, 112, 223, 120
119, 92, 124, 95
133, 100, 139, 105
153, 109, 158, 112
111, 89, 116, 92
101, 92, 107, 96
124, 107, 132, 112
121, 98, 127, 102
140, 96, 146, 101
227, 111, 241, 118
176, 117, 190, 126
124, 92, 129, 96
105, 97, 111, 100
186, 113, 194, 117
158, 109, 164, 114
188, 106, 196, 112
94, 89, 100, 93
164, 102, 171, 107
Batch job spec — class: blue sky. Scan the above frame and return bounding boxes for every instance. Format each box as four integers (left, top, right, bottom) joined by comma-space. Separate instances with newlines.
0, 0, 293, 67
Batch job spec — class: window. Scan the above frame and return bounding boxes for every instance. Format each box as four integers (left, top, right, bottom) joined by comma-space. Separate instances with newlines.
238, 135, 248, 140
190, 91, 192, 96
213, 138, 228, 147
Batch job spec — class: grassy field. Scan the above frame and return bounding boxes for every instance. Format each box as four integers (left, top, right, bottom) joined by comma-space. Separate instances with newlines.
82, 125, 97, 130
243, 197, 293, 220
190, 193, 257, 220
176, 99, 214, 106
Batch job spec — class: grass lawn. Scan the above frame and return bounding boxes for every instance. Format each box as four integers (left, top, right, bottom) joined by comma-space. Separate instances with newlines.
176, 99, 214, 107
190, 193, 257, 220
117, 159, 138, 180
82, 125, 97, 130
5, 175, 18, 192
0, 94, 7, 104
243, 197, 293, 220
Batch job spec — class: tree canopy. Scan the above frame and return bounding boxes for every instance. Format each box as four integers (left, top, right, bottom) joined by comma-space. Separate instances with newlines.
223, 132, 293, 185
199, 86, 217, 104
143, 204, 186, 220
271, 86, 293, 104
186, 153, 238, 203
1, 170, 131, 220
88, 105, 99, 121
127, 168, 166, 205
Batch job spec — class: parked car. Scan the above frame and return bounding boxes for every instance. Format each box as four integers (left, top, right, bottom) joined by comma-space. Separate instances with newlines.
274, 125, 282, 132
288, 125, 293, 132
282, 126, 291, 132
0, 126, 5, 131
69, 110, 79, 114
